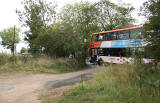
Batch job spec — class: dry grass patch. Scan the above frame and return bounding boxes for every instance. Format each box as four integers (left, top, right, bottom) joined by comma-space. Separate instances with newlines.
0, 54, 85, 74
40, 86, 71, 103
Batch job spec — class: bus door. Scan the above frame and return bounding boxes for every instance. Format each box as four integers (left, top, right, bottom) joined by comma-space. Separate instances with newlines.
90, 48, 98, 63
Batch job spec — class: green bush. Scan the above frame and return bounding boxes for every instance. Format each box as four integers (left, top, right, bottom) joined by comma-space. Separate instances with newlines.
52, 58, 84, 73
19, 55, 32, 63
9, 56, 18, 63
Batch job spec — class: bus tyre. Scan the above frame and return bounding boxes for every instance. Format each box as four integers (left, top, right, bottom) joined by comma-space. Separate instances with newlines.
98, 59, 104, 66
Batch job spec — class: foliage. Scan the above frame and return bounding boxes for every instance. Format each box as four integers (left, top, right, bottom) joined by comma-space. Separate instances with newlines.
60, 1, 100, 40
0, 53, 9, 65
52, 58, 85, 73
59, 1, 100, 63
95, 0, 135, 31
38, 1, 100, 66
16, 0, 56, 54
38, 23, 76, 57
41, 64, 160, 103
0, 27, 20, 54
20, 47, 28, 53
141, 0, 160, 60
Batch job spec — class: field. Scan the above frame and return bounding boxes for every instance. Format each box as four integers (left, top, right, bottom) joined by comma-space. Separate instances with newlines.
41, 64, 160, 103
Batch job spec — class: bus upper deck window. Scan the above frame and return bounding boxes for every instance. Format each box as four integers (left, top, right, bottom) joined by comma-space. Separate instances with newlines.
98, 34, 104, 41
106, 32, 117, 40
130, 29, 142, 39
117, 30, 129, 40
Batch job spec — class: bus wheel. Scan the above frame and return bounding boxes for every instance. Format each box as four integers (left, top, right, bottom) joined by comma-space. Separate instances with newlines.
98, 59, 104, 66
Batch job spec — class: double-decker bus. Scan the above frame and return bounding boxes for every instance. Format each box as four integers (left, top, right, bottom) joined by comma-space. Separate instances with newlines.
89, 26, 152, 65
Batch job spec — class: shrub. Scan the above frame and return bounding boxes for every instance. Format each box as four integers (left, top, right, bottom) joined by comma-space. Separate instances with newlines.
0, 54, 8, 65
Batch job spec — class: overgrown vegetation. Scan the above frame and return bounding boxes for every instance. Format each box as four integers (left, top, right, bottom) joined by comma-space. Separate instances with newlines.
0, 54, 85, 74
141, 0, 160, 60
41, 64, 160, 103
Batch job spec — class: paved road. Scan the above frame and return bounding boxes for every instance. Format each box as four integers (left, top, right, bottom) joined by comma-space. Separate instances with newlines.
0, 68, 97, 103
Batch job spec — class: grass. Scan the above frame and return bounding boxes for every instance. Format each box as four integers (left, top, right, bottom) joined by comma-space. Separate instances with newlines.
41, 64, 160, 103
0, 54, 85, 74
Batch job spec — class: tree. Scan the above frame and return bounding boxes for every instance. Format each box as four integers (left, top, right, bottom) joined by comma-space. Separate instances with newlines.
38, 23, 76, 57
59, 1, 100, 66
60, 1, 100, 40
141, 0, 160, 60
20, 47, 27, 54
95, 0, 135, 31
16, 0, 56, 54
0, 27, 20, 54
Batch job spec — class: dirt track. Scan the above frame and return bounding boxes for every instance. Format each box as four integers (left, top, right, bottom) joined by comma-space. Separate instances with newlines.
0, 68, 97, 103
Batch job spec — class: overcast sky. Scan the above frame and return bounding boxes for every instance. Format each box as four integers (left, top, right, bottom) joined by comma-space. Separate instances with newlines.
0, 0, 147, 53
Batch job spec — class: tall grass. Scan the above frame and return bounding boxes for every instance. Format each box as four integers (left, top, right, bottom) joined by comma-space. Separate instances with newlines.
41, 64, 160, 103
0, 53, 10, 65
0, 54, 84, 73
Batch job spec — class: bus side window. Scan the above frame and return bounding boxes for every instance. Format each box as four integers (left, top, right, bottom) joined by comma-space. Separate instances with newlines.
91, 49, 98, 56
98, 48, 104, 55
98, 34, 104, 41
104, 33, 108, 40
91, 49, 95, 56
130, 29, 142, 39
105, 32, 117, 40
115, 32, 119, 40
117, 30, 129, 40
110, 32, 117, 40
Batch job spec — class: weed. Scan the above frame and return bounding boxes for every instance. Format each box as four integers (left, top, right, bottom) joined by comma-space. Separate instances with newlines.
41, 64, 160, 103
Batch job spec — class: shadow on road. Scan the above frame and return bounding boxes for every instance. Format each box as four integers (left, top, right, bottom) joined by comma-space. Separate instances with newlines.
44, 72, 94, 90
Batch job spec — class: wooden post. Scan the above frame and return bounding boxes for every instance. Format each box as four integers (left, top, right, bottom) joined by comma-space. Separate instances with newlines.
13, 25, 16, 56
80, 74, 83, 88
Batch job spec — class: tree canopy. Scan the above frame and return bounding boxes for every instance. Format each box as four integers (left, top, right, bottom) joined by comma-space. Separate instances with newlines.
0, 27, 20, 54
141, 0, 160, 60
16, 0, 57, 54
95, 0, 135, 31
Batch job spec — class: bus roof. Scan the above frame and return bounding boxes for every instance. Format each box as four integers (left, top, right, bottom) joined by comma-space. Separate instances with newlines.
93, 26, 143, 35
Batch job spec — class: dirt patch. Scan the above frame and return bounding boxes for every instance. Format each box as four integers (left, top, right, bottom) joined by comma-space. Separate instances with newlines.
0, 72, 30, 80
0, 68, 97, 103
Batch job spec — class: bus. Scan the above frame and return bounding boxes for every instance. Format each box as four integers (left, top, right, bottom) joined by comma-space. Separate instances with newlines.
89, 26, 152, 65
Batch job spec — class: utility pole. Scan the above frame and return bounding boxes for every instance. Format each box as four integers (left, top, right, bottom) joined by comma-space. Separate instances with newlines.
13, 25, 16, 56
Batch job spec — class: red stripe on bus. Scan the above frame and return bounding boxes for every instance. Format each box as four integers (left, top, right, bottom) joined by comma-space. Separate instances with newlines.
93, 26, 143, 35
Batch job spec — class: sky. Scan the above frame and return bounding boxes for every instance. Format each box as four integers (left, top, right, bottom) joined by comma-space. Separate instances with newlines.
0, 0, 147, 53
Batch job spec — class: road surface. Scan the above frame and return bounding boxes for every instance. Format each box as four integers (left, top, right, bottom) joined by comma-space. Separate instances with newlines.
0, 68, 97, 103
